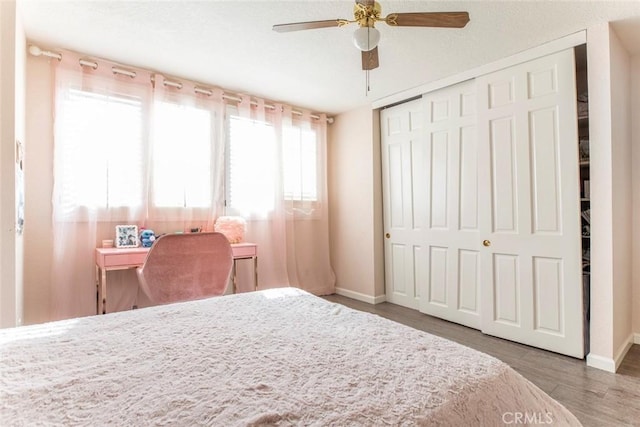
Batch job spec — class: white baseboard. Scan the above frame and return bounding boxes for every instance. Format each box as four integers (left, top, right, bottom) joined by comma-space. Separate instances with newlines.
587, 333, 635, 373
613, 333, 634, 370
335, 287, 386, 305
586, 354, 616, 373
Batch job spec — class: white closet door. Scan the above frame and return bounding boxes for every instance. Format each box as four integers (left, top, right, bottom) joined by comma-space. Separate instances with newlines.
419, 80, 481, 329
477, 49, 584, 357
381, 98, 424, 309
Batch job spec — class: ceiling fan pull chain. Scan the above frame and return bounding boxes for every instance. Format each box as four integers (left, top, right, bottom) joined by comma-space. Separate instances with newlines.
365, 69, 370, 96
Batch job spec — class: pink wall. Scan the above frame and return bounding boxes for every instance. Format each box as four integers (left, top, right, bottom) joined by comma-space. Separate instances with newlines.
0, 0, 25, 327
328, 105, 384, 302
14, 1, 25, 327
586, 23, 636, 371
587, 23, 615, 363
631, 55, 640, 338
23, 55, 54, 324
609, 26, 634, 360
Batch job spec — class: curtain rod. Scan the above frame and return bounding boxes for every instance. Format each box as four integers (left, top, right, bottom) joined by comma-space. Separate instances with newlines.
151, 76, 325, 121
28, 44, 334, 124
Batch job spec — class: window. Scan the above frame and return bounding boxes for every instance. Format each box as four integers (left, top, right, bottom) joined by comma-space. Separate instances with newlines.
55, 82, 320, 222
227, 115, 277, 218
152, 102, 212, 208
55, 86, 218, 220
227, 113, 319, 218
282, 126, 318, 202
54, 88, 144, 214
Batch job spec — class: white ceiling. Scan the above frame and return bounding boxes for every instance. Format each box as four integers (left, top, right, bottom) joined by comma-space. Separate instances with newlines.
18, 0, 640, 115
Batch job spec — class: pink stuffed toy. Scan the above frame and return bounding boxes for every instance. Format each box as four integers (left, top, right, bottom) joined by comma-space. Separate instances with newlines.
214, 216, 247, 243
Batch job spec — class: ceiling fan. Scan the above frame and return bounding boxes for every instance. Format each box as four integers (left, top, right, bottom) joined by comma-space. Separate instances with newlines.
272, 0, 470, 71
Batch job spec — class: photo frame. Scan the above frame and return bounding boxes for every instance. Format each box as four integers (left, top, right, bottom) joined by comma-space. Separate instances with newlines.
115, 225, 139, 248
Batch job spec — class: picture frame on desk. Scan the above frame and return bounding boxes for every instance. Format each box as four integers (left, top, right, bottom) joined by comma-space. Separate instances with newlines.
115, 225, 139, 248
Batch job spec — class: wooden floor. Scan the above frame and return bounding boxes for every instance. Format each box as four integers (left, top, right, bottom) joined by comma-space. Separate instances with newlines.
323, 294, 640, 427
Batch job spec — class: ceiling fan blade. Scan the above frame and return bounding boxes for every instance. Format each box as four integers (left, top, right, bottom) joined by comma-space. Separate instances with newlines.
385, 12, 470, 28
362, 47, 379, 71
272, 19, 346, 33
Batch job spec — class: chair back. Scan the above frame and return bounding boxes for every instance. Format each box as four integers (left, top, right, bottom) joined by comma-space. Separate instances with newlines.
136, 232, 233, 305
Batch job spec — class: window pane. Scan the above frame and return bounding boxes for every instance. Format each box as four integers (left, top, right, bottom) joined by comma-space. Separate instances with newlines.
56, 89, 143, 211
228, 116, 276, 217
152, 102, 211, 208
283, 126, 317, 202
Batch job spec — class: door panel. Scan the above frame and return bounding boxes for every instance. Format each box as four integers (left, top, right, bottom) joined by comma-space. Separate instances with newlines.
493, 253, 520, 325
530, 107, 561, 234
411, 140, 428, 230
528, 66, 558, 98
388, 144, 405, 229
458, 249, 480, 314
428, 246, 448, 305
430, 131, 449, 229
532, 256, 563, 334
390, 244, 407, 294
413, 245, 426, 300
459, 126, 479, 230
490, 117, 518, 233
489, 78, 515, 108
478, 49, 583, 358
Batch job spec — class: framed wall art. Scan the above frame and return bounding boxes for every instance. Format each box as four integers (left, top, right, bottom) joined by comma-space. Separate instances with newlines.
115, 225, 139, 248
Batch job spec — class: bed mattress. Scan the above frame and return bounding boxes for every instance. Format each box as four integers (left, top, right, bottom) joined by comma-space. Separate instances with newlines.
0, 288, 581, 426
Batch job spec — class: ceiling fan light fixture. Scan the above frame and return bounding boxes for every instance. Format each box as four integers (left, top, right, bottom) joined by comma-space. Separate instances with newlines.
353, 26, 380, 52
272, 4, 470, 72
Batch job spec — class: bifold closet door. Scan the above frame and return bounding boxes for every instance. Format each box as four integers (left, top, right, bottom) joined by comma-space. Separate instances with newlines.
380, 98, 424, 310
477, 49, 584, 358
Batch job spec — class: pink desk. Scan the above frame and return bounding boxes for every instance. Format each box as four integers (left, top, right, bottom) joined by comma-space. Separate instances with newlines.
95, 243, 258, 314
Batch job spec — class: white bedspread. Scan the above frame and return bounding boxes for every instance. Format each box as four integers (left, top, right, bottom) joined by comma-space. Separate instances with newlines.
0, 288, 581, 426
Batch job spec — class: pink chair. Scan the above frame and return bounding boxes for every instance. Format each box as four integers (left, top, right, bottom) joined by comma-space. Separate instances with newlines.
136, 232, 233, 305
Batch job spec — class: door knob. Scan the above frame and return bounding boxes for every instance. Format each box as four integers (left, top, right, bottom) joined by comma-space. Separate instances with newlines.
482, 239, 491, 247
385, 233, 391, 239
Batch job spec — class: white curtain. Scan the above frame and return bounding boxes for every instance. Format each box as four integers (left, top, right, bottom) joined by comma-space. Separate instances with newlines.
235, 97, 335, 295
50, 53, 333, 321
51, 54, 226, 320
51, 52, 150, 320
146, 74, 226, 228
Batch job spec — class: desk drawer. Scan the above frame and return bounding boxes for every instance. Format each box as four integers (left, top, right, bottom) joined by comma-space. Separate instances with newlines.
104, 252, 147, 268
232, 245, 257, 258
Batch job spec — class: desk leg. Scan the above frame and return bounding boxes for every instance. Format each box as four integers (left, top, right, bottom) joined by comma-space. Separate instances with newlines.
254, 256, 258, 291
101, 268, 107, 315
232, 260, 238, 294
95, 266, 99, 315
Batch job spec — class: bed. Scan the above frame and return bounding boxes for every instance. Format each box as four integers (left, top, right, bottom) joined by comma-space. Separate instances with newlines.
1, 288, 581, 426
